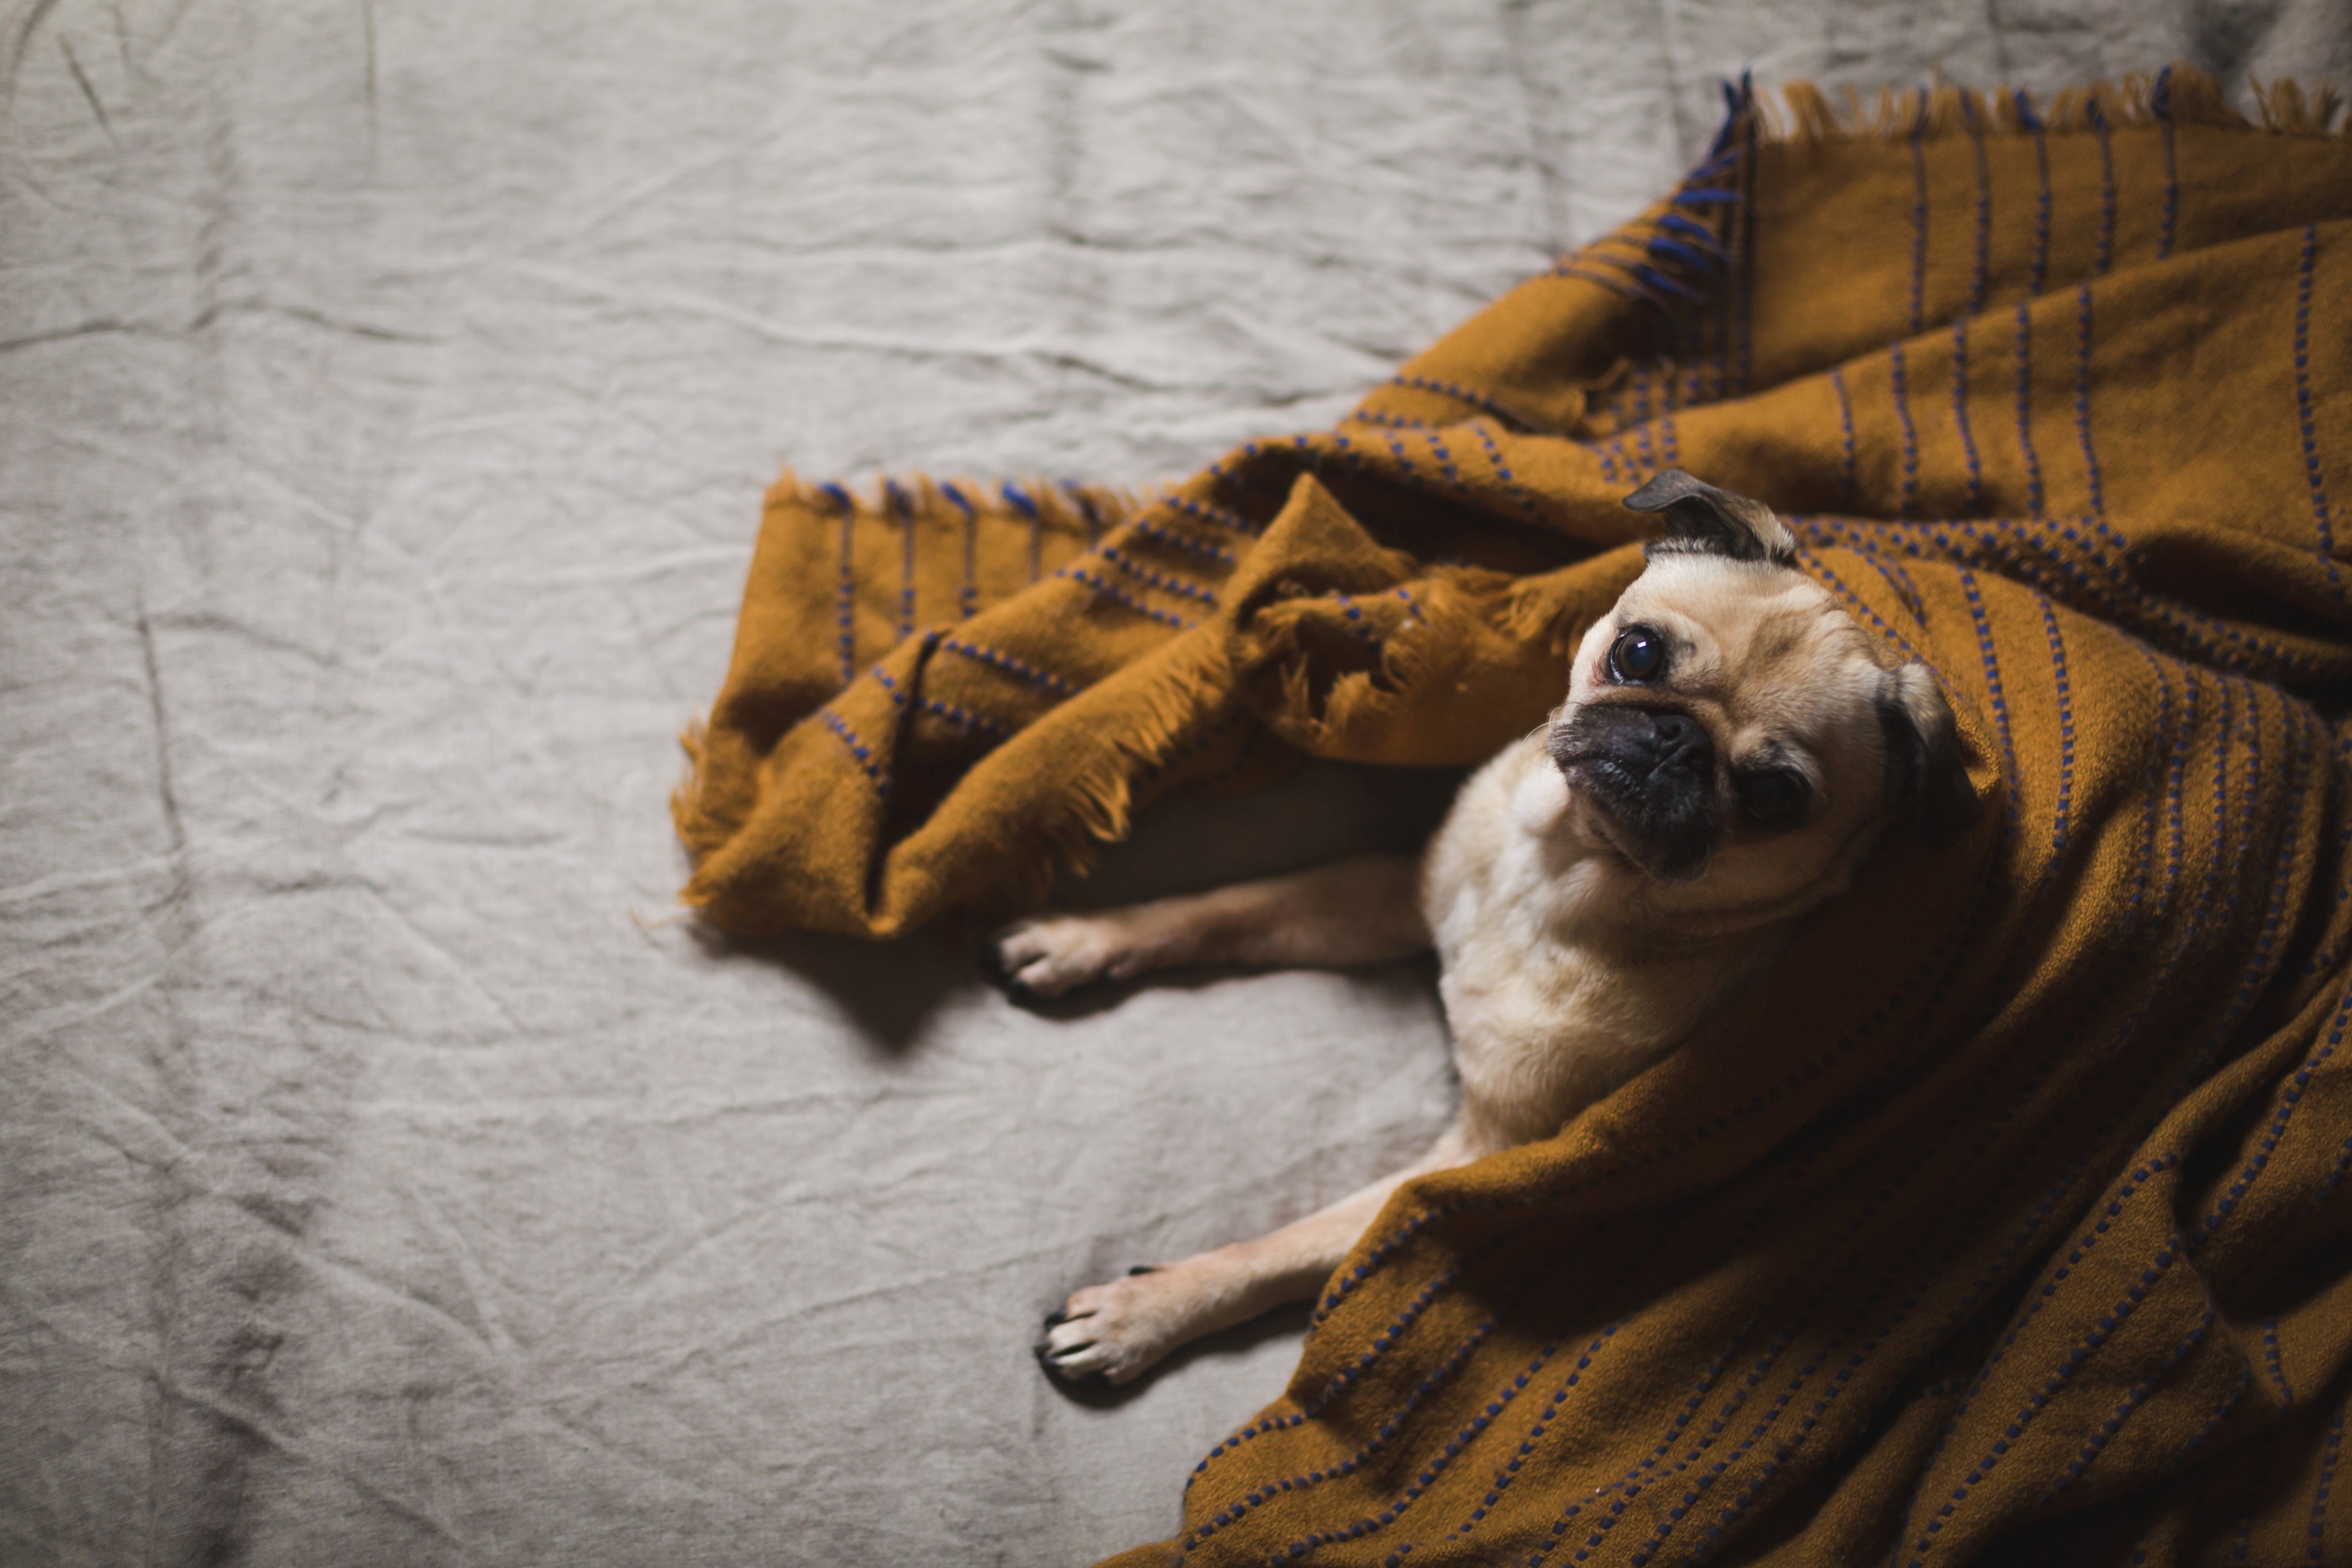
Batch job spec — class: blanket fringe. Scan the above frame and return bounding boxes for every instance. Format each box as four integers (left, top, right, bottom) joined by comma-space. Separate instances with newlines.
761, 468, 1148, 545
1757, 64, 2345, 145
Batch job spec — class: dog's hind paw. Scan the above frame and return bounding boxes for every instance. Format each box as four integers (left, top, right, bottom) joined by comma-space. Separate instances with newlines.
984, 916, 1127, 999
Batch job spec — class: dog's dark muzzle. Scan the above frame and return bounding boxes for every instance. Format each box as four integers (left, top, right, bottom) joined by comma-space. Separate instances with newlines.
1548, 705, 1720, 880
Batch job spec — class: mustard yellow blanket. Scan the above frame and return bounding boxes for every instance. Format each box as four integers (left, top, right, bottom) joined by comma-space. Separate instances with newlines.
678, 70, 2352, 1566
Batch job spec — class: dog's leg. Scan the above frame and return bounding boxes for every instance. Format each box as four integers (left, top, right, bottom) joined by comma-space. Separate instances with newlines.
987, 852, 1427, 998
1036, 1120, 1487, 1384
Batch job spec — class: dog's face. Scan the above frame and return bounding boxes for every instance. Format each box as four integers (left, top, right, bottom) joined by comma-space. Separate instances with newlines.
1547, 470, 1975, 921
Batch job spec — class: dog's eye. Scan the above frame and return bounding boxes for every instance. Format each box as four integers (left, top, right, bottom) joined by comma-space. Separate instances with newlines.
1738, 769, 1806, 827
1608, 627, 1666, 683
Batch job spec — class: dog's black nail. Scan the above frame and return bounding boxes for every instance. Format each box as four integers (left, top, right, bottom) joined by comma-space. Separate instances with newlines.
1126, 1265, 1160, 1276
1043, 1308, 1067, 1329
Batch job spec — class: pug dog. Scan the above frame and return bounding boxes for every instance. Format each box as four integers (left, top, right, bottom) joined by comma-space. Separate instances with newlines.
993, 469, 1977, 1385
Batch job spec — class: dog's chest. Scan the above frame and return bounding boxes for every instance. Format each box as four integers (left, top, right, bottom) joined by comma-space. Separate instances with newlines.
1422, 741, 1719, 1140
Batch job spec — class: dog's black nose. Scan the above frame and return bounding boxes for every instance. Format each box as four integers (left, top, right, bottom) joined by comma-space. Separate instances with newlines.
1643, 711, 1711, 780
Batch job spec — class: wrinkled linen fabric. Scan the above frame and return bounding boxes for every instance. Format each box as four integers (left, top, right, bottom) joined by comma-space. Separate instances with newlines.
6, 4, 2352, 1567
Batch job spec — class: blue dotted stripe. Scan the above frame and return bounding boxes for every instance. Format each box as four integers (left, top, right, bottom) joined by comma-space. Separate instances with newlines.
1332, 592, 1381, 646
1891, 344, 1921, 518
1464, 419, 1550, 527
1427, 1335, 1613, 1554
1069, 484, 1106, 546
942, 483, 981, 619
1404, 427, 1459, 491
2306, 1132, 2352, 1215
1127, 514, 1238, 567
1379, 426, 1491, 525
2155, 67, 2180, 262
1525, 1365, 1728, 1567
937, 634, 1077, 698
871, 665, 1009, 740
1194, 1204, 1595, 1489
1526, 1243, 1879, 1568
1060, 565, 1195, 630
1346, 407, 1435, 431
1735, 111, 1760, 396
1001, 481, 1044, 582
1956, 570, 2021, 823
2164, 668, 2206, 937
1176, 1320, 1498, 1557
1205, 446, 1291, 507
2089, 99, 2117, 279
1866, 553, 1929, 624
2124, 648, 2173, 939
1384, 374, 1528, 428
2015, 301, 2046, 519
829, 486, 859, 687
1907, 133, 1931, 337
1897, 1158, 2185, 1568
2074, 284, 2105, 518
1308, 426, 1560, 556
1164, 492, 1262, 538
2069, 515, 2317, 676
1831, 368, 1859, 506
1630, 365, 1659, 479
818, 707, 886, 796
886, 480, 918, 639
1438, 1155, 1866, 1562
1098, 545, 1219, 608
2294, 224, 2347, 605
2035, 594, 2076, 875
1962, 94, 1991, 315
1586, 1318, 1817, 1567
1678, 1028, 2076, 1563
2030, 1307, 2215, 1512
1952, 318, 1984, 510
1265, 1325, 1629, 1566
2266, 1317, 2297, 1406
1804, 505, 2321, 682
2024, 104, 2053, 296
2307, 1398, 2345, 1562
2163, 1367, 2250, 1480
2197, 971, 2352, 1238
1193, 1191, 1738, 1554
1135, 710, 1247, 790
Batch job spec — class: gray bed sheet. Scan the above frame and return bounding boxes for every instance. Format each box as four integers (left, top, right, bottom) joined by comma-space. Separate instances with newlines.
5, 2, 2346, 1563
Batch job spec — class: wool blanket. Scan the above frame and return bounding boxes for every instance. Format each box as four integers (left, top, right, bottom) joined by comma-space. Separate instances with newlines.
677, 70, 2352, 1567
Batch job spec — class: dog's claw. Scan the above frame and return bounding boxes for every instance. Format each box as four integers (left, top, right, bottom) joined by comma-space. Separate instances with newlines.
1126, 1265, 1159, 1276
977, 941, 1027, 996
1043, 1308, 1068, 1329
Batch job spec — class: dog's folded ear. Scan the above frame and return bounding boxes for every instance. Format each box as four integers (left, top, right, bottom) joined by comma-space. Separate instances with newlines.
1877, 663, 1980, 848
1623, 469, 1798, 566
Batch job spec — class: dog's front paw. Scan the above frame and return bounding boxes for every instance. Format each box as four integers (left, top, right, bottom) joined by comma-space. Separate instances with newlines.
985, 916, 1127, 999
1035, 1267, 1189, 1385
